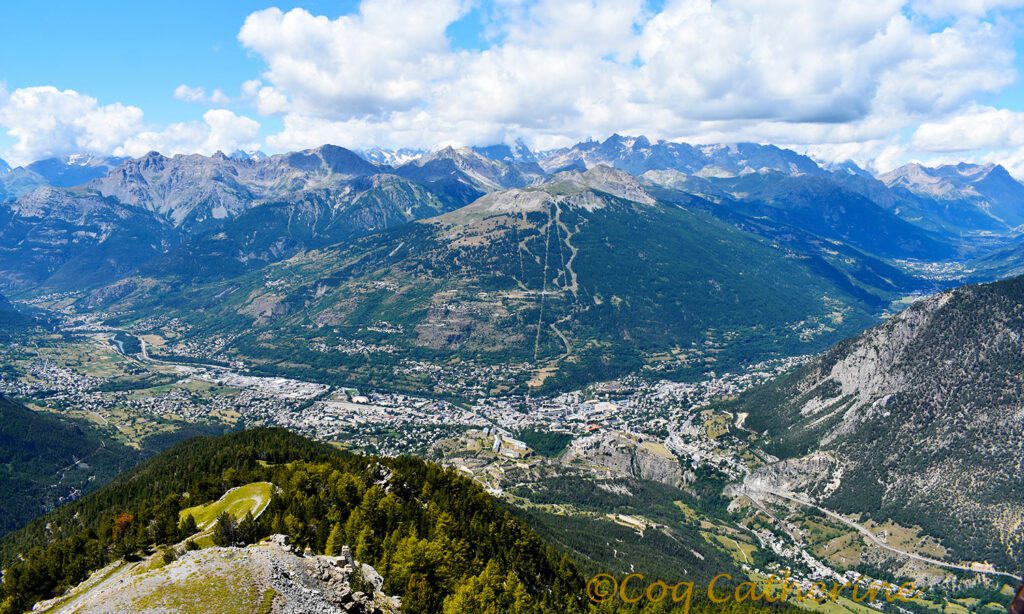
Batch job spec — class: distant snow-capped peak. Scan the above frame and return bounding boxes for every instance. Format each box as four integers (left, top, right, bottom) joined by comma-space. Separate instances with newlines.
229, 149, 268, 162
359, 147, 426, 166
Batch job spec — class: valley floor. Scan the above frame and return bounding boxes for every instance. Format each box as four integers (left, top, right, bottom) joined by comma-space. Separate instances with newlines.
1, 314, 1019, 613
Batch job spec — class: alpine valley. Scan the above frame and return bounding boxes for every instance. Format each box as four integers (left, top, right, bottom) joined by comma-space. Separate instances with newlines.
1, 136, 1023, 613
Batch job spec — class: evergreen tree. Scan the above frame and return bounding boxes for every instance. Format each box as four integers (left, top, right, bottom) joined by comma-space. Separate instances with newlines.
178, 513, 198, 538
325, 523, 343, 556
237, 511, 258, 545
402, 574, 434, 613
211, 512, 238, 547
443, 561, 541, 614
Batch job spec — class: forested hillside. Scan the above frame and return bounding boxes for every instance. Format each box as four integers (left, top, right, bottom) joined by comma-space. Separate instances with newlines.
0, 395, 139, 535
735, 274, 1024, 567
1, 428, 809, 614
0, 429, 584, 613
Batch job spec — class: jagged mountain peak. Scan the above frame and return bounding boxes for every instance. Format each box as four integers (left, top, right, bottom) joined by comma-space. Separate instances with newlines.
600, 133, 652, 149
547, 164, 656, 204
228, 149, 267, 162
415, 144, 525, 169
420, 144, 480, 161
881, 162, 958, 190
822, 159, 872, 178
946, 161, 1005, 178
882, 161, 1015, 187
11, 185, 130, 221
280, 144, 378, 177
3, 154, 125, 190
438, 164, 656, 223
510, 137, 536, 161
0, 158, 10, 175
89, 144, 380, 228
953, 161, 1016, 184
538, 136, 824, 178
697, 142, 824, 176
399, 146, 505, 174
395, 144, 540, 193
880, 161, 1024, 228
471, 138, 538, 164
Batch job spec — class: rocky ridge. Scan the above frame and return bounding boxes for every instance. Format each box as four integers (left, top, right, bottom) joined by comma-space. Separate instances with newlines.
36, 535, 398, 614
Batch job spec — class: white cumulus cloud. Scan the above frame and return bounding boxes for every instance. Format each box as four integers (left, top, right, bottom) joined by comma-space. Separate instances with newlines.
236, 0, 1023, 168
0, 86, 144, 166
174, 85, 230, 105
3, 0, 1023, 171
117, 109, 261, 158
0, 85, 260, 165
238, 1, 465, 118
912, 105, 1024, 152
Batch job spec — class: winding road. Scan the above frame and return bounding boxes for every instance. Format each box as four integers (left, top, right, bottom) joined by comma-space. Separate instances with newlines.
759, 490, 1020, 581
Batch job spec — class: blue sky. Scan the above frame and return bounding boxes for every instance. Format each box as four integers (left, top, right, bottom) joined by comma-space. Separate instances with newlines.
0, 1, 492, 133
2, 0, 1024, 174
0, 1, 353, 152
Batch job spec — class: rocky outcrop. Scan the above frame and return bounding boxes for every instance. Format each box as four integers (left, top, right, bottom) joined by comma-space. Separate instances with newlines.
740, 451, 841, 499
562, 430, 687, 488
792, 292, 948, 445
37, 535, 398, 614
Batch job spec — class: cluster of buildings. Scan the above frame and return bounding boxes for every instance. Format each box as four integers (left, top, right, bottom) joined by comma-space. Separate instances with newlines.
309, 339, 399, 355
160, 333, 240, 362
0, 359, 102, 398
279, 393, 486, 455
393, 357, 533, 396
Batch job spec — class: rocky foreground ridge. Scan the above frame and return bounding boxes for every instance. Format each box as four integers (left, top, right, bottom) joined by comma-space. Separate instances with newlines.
36, 535, 398, 614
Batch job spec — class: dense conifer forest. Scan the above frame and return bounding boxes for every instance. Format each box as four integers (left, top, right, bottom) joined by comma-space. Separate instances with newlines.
0, 428, 810, 614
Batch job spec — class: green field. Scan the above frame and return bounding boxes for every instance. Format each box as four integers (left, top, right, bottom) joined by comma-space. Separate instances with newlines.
179, 482, 274, 529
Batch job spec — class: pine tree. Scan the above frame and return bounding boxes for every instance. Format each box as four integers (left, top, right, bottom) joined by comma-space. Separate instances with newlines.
442, 560, 542, 613
403, 574, 435, 613
325, 523, 343, 556
211, 512, 238, 547
354, 525, 376, 562
238, 511, 257, 545
178, 513, 198, 538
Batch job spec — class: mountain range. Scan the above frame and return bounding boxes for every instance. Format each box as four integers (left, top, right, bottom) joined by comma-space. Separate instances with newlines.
4, 136, 1022, 246
3, 136, 1024, 610
0, 154, 122, 200
881, 162, 1024, 232
111, 164, 896, 389
3, 135, 1023, 390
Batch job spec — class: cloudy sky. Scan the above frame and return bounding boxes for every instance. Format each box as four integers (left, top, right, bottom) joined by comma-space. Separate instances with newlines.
2, 0, 1024, 173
